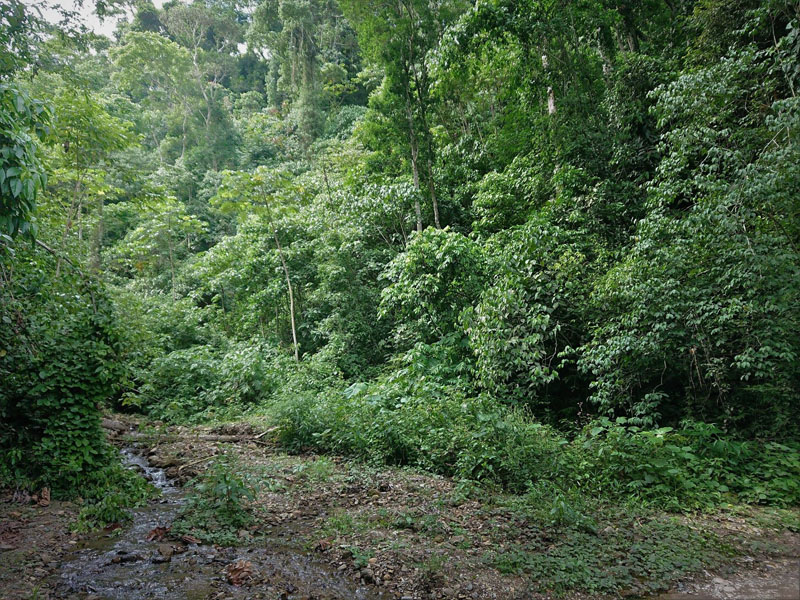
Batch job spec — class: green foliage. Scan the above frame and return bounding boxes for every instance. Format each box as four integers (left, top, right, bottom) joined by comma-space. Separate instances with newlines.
73, 464, 155, 531
5, 0, 800, 532
248, 0, 362, 140
467, 218, 600, 415
522, 481, 597, 533
0, 83, 50, 237
0, 242, 128, 497
580, 47, 800, 433
173, 452, 257, 546
574, 419, 800, 509
140, 341, 291, 423
490, 517, 727, 595
347, 545, 374, 569
0, 0, 43, 77
274, 355, 800, 507
380, 227, 486, 346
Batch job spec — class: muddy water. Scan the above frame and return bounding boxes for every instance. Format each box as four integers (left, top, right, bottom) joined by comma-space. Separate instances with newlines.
54, 449, 385, 600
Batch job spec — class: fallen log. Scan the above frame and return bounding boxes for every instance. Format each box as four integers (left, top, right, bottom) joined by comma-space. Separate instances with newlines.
101, 418, 128, 433
118, 432, 272, 445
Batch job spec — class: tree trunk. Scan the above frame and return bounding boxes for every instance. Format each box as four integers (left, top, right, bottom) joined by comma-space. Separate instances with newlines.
273, 230, 299, 361
426, 157, 440, 228
91, 194, 103, 272
404, 89, 423, 233
167, 213, 176, 301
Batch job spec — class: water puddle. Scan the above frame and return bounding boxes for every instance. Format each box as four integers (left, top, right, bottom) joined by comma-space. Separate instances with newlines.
54, 448, 385, 599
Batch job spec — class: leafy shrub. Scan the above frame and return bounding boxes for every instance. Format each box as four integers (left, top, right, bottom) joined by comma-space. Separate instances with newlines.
0, 245, 129, 498
140, 340, 291, 422
323, 105, 367, 140
274, 354, 567, 492
466, 217, 602, 418
579, 49, 800, 435
139, 345, 219, 422
380, 227, 486, 347
73, 463, 155, 531
573, 419, 800, 509
0, 82, 51, 236
173, 452, 257, 545
274, 360, 800, 508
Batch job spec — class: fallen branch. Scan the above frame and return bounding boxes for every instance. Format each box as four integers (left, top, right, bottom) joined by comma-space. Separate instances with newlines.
254, 426, 278, 440
118, 432, 273, 446
178, 455, 215, 474
119, 433, 247, 443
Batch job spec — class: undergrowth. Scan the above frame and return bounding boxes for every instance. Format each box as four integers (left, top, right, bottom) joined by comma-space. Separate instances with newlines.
489, 516, 732, 595
272, 380, 800, 511
172, 452, 258, 545
73, 463, 155, 531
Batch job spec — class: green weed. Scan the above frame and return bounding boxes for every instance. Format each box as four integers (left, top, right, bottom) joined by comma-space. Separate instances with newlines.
489, 517, 729, 595
172, 452, 257, 545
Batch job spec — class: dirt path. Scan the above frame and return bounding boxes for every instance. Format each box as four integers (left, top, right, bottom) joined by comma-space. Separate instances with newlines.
660, 557, 799, 600
1, 417, 798, 600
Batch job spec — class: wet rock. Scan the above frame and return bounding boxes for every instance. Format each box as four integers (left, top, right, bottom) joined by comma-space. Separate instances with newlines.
149, 455, 177, 469
110, 552, 142, 564
151, 543, 174, 563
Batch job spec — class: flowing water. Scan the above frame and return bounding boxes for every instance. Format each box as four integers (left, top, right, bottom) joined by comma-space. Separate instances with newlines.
54, 448, 385, 600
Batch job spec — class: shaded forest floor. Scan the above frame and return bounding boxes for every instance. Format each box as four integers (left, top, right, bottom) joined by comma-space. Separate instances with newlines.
1, 415, 798, 600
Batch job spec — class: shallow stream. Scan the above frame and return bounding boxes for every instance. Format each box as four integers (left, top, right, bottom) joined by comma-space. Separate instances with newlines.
54, 448, 384, 599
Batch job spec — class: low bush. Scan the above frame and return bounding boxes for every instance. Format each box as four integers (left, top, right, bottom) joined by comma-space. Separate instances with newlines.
139, 340, 293, 422
173, 452, 257, 545
274, 379, 800, 509
73, 463, 155, 531
574, 418, 800, 509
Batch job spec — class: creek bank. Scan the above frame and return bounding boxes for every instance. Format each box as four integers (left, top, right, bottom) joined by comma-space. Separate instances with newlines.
53, 445, 385, 600
0, 497, 80, 600
1, 415, 798, 599
135, 417, 800, 600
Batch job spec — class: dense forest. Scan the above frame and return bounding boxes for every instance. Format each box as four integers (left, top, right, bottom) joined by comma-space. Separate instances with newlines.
2, 0, 800, 567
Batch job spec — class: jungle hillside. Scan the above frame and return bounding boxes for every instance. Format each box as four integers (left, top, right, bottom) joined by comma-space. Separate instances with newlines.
1, 0, 799, 598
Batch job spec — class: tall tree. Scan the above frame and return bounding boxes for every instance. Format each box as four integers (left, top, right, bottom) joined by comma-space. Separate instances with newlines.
341, 0, 467, 231
248, 0, 361, 142
213, 167, 304, 361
